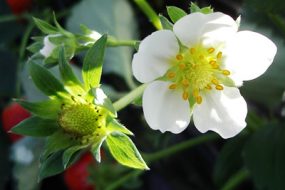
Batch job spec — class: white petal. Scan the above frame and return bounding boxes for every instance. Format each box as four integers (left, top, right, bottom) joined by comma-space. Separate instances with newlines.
132, 30, 179, 83
94, 88, 107, 105
142, 81, 190, 134
223, 31, 277, 82
173, 12, 237, 47
40, 35, 56, 58
193, 87, 247, 138
89, 30, 102, 41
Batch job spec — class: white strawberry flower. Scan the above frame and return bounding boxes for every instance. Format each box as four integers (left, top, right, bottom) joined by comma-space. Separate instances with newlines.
132, 12, 277, 138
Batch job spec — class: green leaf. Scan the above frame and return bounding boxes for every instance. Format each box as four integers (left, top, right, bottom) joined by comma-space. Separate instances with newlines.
159, 15, 173, 30
29, 61, 68, 98
107, 119, 134, 136
106, 132, 148, 170
33, 17, 58, 34
189, 2, 213, 14
244, 124, 285, 190
91, 137, 106, 162
213, 135, 248, 187
58, 47, 85, 94
62, 145, 85, 169
15, 99, 61, 119
11, 116, 58, 137
82, 34, 107, 89
167, 6, 187, 23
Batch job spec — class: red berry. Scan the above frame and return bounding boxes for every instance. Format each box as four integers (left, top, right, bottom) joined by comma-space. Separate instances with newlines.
6, 0, 32, 15
64, 153, 95, 190
1, 102, 30, 142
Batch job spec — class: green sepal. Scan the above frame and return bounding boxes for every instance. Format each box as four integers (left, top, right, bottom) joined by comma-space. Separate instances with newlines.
82, 34, 107, 90
132, 96, 142, 106
80, 24, 92, 35
107, 118, 134, 136
167, 6, 187, 23
41, 131, 76, 160
106, 132, 149, 170
92, 88, 117, 117
39, 151, 64, 181
31, 36, 44, 42
29, 61, 68, 98
159, 15, 173, 30
39, 150, 80, 181
91, 137, 106, 163
221, 76, 235, 87
63, 145, 86, 169
58, 47, 85, 95
189, 2, 213, 14
27, 41, 43, 53
11, 116, 58, 137
52, 13, 73, 37
15, 99, 61, 119
47, 36, 77, 63
33, 17, 58, 34
134, 41, 140, 51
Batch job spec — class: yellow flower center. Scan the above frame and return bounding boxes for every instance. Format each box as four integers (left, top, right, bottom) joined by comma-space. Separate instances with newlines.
58, 103, 107, 139
165, 45, 232, 104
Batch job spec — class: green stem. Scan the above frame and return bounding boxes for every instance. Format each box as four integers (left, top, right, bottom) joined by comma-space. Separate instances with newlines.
113, 83, 147, 111
107, 39, 139, 47
0, 13, 30, 23
145, 133, 219, 162
15, 20, 35, 97
221, 169, 250, 190
106, 133, 219, 190
106, 170, 142, 190
132, 0, 162, 30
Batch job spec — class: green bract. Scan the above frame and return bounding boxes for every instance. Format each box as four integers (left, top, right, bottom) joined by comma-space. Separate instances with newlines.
12, 35, 148, 180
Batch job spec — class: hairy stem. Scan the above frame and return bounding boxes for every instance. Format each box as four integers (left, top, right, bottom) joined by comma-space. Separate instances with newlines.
113, 83, 147, 111
221, 169, 250, 190
132, 0, 162, 30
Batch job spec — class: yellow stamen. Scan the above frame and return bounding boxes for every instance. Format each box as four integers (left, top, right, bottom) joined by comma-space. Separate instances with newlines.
205, 84, 212, 90
211, 63, 219, 69
179, 63, 186, 70
169, 84, 177, 90
182, 91, 189, 100
176, 54, 184, 61
190, 48, 195, 54
209, 60, 216, 65
193, 89, 199, 97
196, 96, 202, 104
217, 51, 223, 59
212, 79, 219, 85
167, 71, 176, 79
208, 47, 215, 54
182, 79, 189, 87
199, 55, 204, 60
215, 85, 224, 90
222, 70, 230, 76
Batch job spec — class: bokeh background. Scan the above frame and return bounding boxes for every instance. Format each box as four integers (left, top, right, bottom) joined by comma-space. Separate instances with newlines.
0, 0, 285, 190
